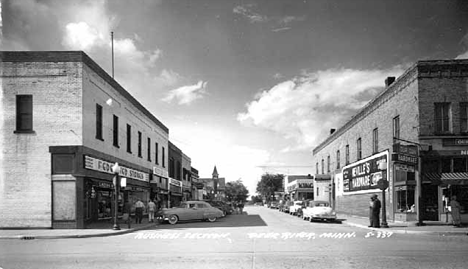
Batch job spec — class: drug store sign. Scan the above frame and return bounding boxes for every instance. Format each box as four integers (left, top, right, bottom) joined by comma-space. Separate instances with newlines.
342, 151, 388, 193
84, 155, 150, 182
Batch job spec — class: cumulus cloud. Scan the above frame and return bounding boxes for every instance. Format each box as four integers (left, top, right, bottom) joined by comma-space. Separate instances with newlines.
158, 69, 182, 86
162, 81, 208, 105
233, 5, 268, 23
238, 66, 407, 150
456, 51, 468, 59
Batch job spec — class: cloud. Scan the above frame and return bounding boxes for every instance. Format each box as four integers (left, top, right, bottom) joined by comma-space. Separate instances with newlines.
272, 27, 291, 32
233, 5, 268, 23
456, 32, 468, 59
238, 66, 407, 150
158, 69, 182, 86
456, 51, 468, 59
273, 73, 283, 79
162, 81, 208, 105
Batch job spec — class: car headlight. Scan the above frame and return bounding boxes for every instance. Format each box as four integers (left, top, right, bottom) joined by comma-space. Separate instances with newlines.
331, 211, 336, 215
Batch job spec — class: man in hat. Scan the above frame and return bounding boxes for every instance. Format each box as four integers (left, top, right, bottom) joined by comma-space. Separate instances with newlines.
370, 194, 381, 228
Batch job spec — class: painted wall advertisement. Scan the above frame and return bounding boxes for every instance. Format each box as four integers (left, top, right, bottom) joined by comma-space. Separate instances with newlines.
342, 151, 389, 194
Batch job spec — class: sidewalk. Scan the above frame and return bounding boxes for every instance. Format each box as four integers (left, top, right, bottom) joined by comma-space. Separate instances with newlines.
0, 218, 157, 240
340, 214, 468, 236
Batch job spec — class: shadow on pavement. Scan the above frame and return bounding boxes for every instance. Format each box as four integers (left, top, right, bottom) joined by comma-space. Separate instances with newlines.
152, 214, 267, 230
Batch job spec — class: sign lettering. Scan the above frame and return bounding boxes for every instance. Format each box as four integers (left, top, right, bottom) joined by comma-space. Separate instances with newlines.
342, 152, 388, 193
84, 155, 149, 182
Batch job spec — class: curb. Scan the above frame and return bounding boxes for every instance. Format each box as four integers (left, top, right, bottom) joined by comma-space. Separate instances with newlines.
342, 221, 468, 236
0, 223, 157, 240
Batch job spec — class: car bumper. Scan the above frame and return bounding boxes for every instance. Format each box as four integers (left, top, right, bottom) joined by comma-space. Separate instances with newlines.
311, 215, 337, 220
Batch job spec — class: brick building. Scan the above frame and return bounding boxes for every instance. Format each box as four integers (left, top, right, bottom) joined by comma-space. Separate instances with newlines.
312, 59, 468, 224
0, 51, 169, 228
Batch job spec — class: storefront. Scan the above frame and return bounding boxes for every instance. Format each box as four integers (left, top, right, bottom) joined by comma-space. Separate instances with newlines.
151, 166, 169, 209
286, 179, 314, 201
50, 145, 150, 229
168, 178, 182, 207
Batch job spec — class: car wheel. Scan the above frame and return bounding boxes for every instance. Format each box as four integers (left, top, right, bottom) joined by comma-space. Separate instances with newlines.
207, 216, 217, 222
309, 217, 313, 222
168, 214, 178, 225
222, 211, 227, 217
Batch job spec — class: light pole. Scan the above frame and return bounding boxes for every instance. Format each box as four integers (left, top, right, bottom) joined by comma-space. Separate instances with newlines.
378, 160, 389, 228
112, 162, 121, 230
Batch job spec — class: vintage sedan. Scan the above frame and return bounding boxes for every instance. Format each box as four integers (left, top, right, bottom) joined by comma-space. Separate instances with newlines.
156, 201, 224, 225
289, 201, 305, 215
302, 200, 337, 222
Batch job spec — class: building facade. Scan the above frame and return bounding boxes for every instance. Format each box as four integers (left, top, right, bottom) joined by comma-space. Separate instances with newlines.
0, 51, 169, 228
284, 175, 314, 201
312, 59, 468, 224
168, 141, 183, 207
182, 153, 192, 201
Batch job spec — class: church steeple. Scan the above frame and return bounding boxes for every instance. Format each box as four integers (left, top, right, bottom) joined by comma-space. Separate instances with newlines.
212, 166, 219, 179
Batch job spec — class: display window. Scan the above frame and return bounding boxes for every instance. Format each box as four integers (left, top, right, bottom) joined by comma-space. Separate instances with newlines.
395, 186, 415, 213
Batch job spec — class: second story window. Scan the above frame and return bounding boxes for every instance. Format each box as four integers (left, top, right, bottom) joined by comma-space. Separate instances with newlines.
460, 103, 468, 133
321, 159, 324, 174
435, 102, 451, 133
126, 124, 132, 153
147, 137, 152, 162
327, 155, 330, 173
162, 147, 166, 167
15, 95, 33, 133
155, 142, 159, 165
393, 116, 400, 139
357, 138, 362, 160
316, 162, 319, 174
336, 150, 340, 169
373, 128, 378, 154
345, 144, 350, 165
138, 131, 142, 157
113, 115, 119, 148
95, 104, 103, 140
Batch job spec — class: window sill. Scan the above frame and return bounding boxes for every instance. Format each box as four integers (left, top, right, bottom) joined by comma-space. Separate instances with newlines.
14, 130, 36, 134
113, 145, 120, 149
95, 137, 104, 141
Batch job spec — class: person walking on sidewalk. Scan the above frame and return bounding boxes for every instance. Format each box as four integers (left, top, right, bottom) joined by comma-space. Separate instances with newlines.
370, 194, 381, 228
450, 195, 462, 227
123, 201, 132, 228
368, 198, 374, 227
147, 200, 156, 223
135, 199, 145, 224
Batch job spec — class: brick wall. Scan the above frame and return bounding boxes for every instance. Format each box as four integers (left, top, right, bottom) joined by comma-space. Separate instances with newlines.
0, 61, 83, 228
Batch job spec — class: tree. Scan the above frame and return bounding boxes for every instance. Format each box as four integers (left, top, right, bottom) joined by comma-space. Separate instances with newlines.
256, 173, 284, 201
251, 195, 263, 203
225, 179, 249, 203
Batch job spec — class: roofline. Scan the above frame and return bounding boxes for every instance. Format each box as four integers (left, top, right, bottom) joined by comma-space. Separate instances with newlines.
0, 51, 169, 134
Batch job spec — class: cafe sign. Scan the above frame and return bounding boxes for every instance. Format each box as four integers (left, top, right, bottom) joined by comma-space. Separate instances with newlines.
342, 151, 388, 193
84, 155, 149, 182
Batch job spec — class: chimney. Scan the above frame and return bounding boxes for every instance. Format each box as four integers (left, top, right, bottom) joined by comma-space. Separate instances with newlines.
385, 77, 395, 87
330, 129, 336, 135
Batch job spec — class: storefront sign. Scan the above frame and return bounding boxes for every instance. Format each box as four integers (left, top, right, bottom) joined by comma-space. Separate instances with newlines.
443, 138, 468, 146
342, 151, 388, 193
169, 178, 182, 187
392, 153, 418, 165
84, 155, 150, 182
153, 166, 169, 178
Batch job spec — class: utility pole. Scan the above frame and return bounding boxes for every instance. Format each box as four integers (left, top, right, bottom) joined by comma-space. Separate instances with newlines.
111, 31, 114, 78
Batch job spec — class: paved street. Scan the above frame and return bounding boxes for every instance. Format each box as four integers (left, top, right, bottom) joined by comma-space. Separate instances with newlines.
1, 206, 468, 269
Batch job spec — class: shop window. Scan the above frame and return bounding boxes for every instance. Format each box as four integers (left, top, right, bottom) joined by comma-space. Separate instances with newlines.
394, 164, 415, 183
460, 102, 468, 134
113, 115, 119, 148
126, 124, 132, 153
434, 102, 451, 134
336, 150, 340, 169
393, 116, 400, 139
395, 186, 415, 213
15, 95, 34, 133
441, 158, 451, 173
453, 158, 467, 173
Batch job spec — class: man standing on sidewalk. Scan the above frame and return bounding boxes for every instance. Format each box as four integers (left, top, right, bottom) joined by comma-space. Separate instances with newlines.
147, 200, 156, 223
135, 199, 145, 224
370, 194, 381, 228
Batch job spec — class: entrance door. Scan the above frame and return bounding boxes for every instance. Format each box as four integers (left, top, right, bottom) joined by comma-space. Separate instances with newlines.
422, 184, 439, 221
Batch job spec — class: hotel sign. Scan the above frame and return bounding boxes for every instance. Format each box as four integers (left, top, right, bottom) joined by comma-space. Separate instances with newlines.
342, 151, 388, 193
84, 155, 149, 182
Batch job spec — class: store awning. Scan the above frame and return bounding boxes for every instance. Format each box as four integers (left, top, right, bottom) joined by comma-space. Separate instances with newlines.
422, 172, 468, 185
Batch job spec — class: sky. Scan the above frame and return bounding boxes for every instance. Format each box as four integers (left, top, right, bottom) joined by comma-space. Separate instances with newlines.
2, 0, 468, 197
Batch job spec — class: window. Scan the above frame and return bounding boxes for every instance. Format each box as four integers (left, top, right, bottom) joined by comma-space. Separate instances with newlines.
138, 131, 142, 157
113, 115, 119, 148
126, 124, 132, 153
15, 95, 34, 133
441, 158, 451, 173
95, 104, 103, 139
162, 147, 166, 167
345, 145, 350, 165
373, 128, 378, 153
357, 138, 362, 160
435, 102, 451, 133
155, 142, 159, 165
321, 159, 324, 174
460, 103, 468, 133
393, 116, 400, 139
147, 137, 151, 162
327, 155, 330, 173
336, 150, 340, 169
396, 186, 415, 213
316, 162, 319, 175
316, 187, 319, 197
453, 158, 467, 173
177, 161, 181, 180
169, 157, 175, 177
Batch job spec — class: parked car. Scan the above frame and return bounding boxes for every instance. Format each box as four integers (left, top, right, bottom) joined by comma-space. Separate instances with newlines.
156, 201, 223, 225
281, 201, 293, 213
302, 200, 337, 222
269, 201, 279, 209
289, 201, 305, 215
296, 200, 313, 218
205, 200, 233, 216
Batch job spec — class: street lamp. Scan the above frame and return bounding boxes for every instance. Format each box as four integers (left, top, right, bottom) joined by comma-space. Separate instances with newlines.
378, 160, 389, 228
112, 162, 121, 230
